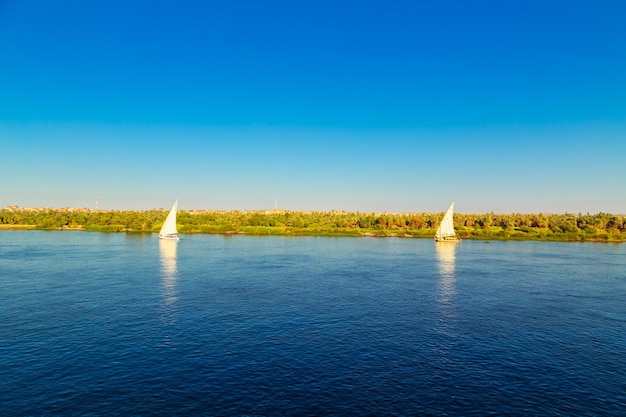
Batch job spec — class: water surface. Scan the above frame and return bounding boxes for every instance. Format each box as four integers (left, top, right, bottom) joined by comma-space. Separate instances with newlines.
1, 232, 624, 415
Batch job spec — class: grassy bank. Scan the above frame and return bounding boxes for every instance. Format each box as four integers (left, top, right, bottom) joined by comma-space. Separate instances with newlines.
0, 224, 37, 230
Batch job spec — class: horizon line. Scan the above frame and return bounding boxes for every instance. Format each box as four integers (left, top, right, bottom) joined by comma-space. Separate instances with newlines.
3, 205, 624, 217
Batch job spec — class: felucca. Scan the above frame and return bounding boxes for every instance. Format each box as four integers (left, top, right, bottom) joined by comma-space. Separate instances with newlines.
159, 200, 179, 240
435, 201, 460, 242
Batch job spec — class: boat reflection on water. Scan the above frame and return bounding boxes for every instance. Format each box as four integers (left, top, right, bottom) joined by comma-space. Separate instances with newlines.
435, 242, 457, 306
159, 238, 178, 313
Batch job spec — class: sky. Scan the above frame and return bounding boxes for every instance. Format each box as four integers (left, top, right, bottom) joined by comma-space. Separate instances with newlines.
1, 0, 625, 214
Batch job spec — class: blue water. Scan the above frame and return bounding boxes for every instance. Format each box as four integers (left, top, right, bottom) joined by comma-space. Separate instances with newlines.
1, 231, 624, 416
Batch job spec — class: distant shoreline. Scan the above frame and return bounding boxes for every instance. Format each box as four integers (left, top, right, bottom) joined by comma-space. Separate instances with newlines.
1, 207, 624, 242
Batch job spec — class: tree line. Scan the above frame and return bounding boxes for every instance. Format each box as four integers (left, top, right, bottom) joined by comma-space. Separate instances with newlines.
1, 208, 624, 241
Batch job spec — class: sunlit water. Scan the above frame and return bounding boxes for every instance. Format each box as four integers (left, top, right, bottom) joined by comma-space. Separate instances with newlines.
1, 231, 624, 416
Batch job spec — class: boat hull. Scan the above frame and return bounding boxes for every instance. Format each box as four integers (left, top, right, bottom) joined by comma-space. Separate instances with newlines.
435, 237, 461, 243
159, 234, 179, 241
434, 237, 461, 242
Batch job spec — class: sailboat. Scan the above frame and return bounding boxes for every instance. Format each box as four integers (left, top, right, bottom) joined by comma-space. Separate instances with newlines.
159, 200, 179, 240
435, 201, 460, 242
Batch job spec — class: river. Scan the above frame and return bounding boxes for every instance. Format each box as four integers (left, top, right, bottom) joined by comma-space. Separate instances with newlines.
1, 231, 624, 416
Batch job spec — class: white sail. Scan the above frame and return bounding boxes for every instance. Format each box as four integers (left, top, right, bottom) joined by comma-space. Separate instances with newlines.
159, 200, 179, 239
435, 201, 459, 241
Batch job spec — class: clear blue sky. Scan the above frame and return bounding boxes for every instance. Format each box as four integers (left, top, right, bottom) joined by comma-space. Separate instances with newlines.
2, 0, 625, 213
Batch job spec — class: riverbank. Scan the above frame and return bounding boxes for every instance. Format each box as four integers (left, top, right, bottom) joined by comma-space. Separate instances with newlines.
1, 224, 624, 242
1, 208, 624, 242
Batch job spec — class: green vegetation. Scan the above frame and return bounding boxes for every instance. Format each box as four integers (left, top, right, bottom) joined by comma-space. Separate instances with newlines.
1, 208, 625, 242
